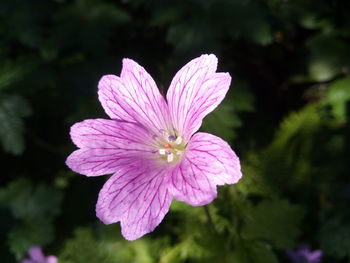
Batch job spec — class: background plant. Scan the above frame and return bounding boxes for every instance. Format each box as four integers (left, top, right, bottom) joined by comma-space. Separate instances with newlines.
1, 0, 349, 262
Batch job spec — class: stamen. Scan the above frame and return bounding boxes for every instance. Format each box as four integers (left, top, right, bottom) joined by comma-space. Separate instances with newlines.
155, 130, 186, 164
159, 149, 167, 155
168, 135, 176, 141
167, 153, 174, 163
174, 136, 182, 145
175, 149, 183, 155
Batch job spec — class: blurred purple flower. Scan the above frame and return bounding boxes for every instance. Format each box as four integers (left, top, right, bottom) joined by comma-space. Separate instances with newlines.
22, 246, 57, 263
66, 54, 242, 240
286, 244, 323, 263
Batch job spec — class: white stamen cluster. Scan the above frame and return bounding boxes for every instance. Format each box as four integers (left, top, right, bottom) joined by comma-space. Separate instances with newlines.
156, 134, 186, 163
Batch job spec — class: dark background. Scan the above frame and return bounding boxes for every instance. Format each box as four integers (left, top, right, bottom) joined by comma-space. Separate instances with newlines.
1, 0, 350, 262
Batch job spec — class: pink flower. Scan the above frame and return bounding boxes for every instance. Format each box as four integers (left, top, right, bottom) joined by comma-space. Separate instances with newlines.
286, 244, 323, 263
22, 247, 58, 263
66, 54, 242, 240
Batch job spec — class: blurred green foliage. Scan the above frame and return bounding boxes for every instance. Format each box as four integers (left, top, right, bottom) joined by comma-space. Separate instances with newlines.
319, 217, 350, 259
0, 95, 31, 155
241, 200, 304, 249
0, 178, 62, 259
1, 0, 350, 262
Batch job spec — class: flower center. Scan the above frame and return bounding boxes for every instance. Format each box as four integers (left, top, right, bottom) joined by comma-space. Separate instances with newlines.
156, 132, 186, 164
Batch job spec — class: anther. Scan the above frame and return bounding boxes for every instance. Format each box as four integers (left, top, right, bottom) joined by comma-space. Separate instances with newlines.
168, 135, 176, 141
175, 149, 183, 155
167, 153, 174, 163
159, 149, 167, 155
174, 136, 182, 145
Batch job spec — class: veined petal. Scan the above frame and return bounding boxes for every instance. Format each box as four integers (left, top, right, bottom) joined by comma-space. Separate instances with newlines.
188, 132, 242, 185
69, 119, 153, 149
66, 119, 155, 177
66, 149, 133, 177
98, 75, 135, 121
98, 59, 171, 133
169, 132, 241, 206
96, 163, 172, 240
166, 54, 231, 140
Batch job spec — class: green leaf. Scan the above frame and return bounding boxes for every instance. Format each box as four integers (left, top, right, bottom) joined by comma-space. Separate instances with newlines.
325, 75, 350, 122
231, 240, 278, 263
318, 217, 350, 259
299, 14, 331, 30
0, 95, 31, 155
160, 236, 210, 263
0, 178, 62, 220
241, 200, 304, 249
8, 218, 54, 259
272, 104, 321, 148
236, 158, 277, 197
307, 34, 350, 81
201, 80, 254, 142
231, 81, 255, 113
75, 0, 130, 22
265, 105, 323, 188
201, 102, 240, 142
59, 228, 112, 263
0, 178, 62, 258
170, 199, 189, 211
0, 63, 26, 91
59, 227, 156, 263
239, 104, 325, 196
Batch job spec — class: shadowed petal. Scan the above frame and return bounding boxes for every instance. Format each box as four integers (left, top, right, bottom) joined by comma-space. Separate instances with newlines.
169, 132, 241, 206
28, 247, 45, 261
286, 245, 323, 263
98, 59, 170, 133
66, 119, 155, 176
166, 54, 231, 140
96, 163, 172, 240
307, 251, 323, 263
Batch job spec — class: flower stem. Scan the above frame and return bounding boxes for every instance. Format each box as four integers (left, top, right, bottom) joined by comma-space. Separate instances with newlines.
204, 205, 218, 235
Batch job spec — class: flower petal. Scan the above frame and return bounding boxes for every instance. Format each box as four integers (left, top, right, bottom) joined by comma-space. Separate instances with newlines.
98, 75, 135, 121
46, 256, 58, 263
66, 119, 155, 177
98, 59, 171, 133
169, 132, 241, 206
307, 250, 323, 263
96, 163, 172, 240
166, 54, 231, 140
28, 247, 45, 261
69, 118, 153, 149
